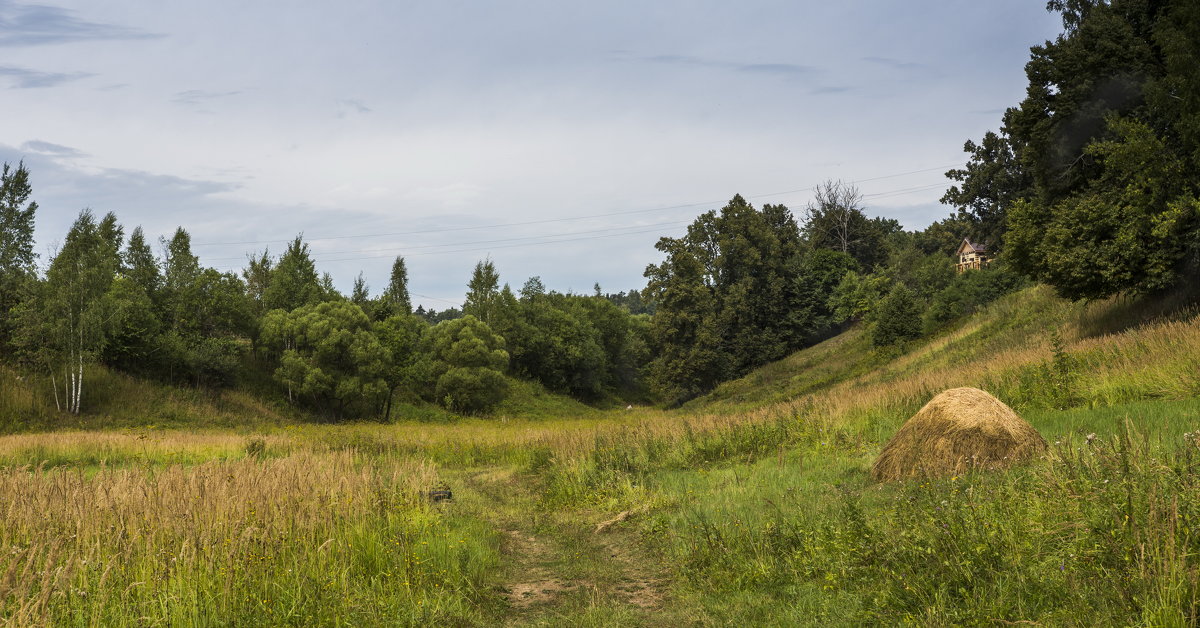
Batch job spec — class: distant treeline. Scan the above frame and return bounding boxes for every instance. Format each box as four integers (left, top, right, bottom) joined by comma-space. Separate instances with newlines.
0, 0, 1196, 418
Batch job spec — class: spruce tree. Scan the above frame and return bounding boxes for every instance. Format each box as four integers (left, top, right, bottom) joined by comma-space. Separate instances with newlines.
872, 284, 923, 348
381, 256, 411, 315
123, 227, 161, 301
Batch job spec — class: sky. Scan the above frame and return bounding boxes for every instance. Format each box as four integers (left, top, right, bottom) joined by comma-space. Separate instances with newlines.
0, 1, 1064, 310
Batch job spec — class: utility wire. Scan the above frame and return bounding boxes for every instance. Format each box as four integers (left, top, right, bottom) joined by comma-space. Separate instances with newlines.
202, 219, 692, 263
193, 163, 959, 248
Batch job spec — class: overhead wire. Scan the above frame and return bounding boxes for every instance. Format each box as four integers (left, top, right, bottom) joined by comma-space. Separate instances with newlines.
207, 163, 961, 273
193, 163, 960, 248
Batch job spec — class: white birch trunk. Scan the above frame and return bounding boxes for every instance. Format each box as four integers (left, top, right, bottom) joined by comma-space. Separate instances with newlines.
75, 353, 83, 414
49, 371, 61, 412
67, 362, 74, 414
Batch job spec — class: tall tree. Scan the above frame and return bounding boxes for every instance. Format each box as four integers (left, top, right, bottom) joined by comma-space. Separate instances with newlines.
32, 210, 124, 413
0, 161, 38, 349
1000, 0, 1200, 298
519, 276, 545, 301
123, 226, 161, 302
803, 180, 886, 270
242, 249, 273, 318
463, 258, 500, 325
380, 256, 411, 316
161, 228, 200, 328
644, 236, 723, 404
263, 236, 323, 312
940, 131, 1033, 248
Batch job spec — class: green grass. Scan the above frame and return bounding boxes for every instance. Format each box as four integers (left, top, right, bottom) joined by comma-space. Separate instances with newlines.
617, 398, 1200, 625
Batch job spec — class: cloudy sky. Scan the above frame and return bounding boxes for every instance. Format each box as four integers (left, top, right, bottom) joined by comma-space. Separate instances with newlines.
0, 1, 1063, 309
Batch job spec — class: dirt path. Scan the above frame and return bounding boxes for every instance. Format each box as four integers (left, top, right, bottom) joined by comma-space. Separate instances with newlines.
451, 467, 670, 625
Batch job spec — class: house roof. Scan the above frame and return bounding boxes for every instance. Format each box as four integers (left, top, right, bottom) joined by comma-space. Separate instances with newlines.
957, 238, 987, 255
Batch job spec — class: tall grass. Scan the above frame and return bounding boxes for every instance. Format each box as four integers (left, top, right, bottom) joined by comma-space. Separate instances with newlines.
0, 451, 499, 626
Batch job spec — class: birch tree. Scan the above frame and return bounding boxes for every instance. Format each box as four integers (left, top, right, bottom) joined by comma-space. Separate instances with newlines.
37, 210, 124, 413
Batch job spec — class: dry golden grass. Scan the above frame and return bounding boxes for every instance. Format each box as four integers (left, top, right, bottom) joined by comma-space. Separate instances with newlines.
0, 451, 450, 625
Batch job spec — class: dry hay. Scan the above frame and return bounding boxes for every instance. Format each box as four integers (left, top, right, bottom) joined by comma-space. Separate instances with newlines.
871, 387, 1047, 482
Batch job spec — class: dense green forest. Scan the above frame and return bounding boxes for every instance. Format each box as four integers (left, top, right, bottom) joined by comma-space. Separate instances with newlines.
0, 0, 1197, 421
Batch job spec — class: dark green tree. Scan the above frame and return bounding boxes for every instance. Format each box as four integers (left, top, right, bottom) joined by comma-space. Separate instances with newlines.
374, 313, 430, 419
976, 0, 1200, 298
425, 314, 509, 414
242, 249, 273, 318
260, 300, 389, 417
872, 284, 923, 348
940, 131, 1032, 248
0, 161, 38, 349
644, 237, 723, 404
378, 256, 411, 318
351, 271, 372, 319
262, 236, 323, 312
123, 227, 161, 303
1007, 118, 1198, 299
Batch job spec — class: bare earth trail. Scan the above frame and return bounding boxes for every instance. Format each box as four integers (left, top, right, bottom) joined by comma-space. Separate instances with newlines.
447, 467, 671, 626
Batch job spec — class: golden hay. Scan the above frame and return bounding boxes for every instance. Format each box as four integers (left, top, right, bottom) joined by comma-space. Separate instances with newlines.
871, 387, 1047, 482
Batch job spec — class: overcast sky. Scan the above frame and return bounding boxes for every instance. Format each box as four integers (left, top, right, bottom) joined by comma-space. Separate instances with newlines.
0, 1, 1063, 309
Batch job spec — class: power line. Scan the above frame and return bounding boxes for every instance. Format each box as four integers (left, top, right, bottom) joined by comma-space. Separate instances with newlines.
411, 292, 461, 308
207, 176, 958, 271
202, 219, 693, 263
193, 163, 959, 248
212, 222, 689, 271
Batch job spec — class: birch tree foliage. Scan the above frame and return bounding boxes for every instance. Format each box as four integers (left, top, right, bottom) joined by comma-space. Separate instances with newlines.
35, 210, 124, 413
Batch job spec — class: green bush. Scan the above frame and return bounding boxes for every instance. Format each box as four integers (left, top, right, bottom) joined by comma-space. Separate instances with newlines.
924, 264, 1024, 332
871, 284, 922, 347
435, 366, 508, 414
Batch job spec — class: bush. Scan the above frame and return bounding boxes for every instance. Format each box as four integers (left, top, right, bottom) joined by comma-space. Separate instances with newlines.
924, 265, 1024, 332
872, 285, 922, 348
435, 367, 508, 414
426, 316, 509, 413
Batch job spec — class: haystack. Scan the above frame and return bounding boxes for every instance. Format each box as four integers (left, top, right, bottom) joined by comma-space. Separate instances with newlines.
871, 387, 1046, 482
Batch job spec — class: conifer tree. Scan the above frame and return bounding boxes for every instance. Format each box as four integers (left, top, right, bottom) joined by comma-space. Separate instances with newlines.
381, 256, 411, 315
123, 226, 161, 302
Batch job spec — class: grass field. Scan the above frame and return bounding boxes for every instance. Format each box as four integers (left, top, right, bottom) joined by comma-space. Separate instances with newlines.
2, 285, 1200, 625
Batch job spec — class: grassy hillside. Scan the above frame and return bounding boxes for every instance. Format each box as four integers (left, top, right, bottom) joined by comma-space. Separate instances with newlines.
2, 284, 1200, 625
532, 284, 1200, 624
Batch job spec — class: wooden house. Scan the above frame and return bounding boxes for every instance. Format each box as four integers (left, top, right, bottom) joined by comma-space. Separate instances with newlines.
956, 239, 990, 273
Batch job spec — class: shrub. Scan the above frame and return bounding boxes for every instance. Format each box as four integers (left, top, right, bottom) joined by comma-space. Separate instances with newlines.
435, 367, 509, 414
872, 284, 922, 347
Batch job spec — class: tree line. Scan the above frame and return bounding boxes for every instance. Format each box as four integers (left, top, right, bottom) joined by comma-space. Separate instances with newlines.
0, 181, 652, 417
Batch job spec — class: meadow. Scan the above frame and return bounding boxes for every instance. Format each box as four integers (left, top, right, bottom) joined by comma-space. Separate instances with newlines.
2, 284, 1200, 626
